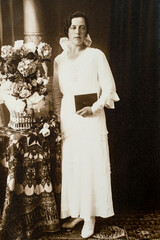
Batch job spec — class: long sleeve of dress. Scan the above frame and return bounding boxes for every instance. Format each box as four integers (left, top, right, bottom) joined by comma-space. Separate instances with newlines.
91, 50, 120, 113
53, 59, 63, 120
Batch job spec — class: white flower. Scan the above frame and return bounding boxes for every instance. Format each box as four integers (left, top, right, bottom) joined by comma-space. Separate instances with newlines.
37, 77, 43, 84
56, 136, 61, 142
37, 76, 49, 85
43, 123, 50, 129
14, 40, 24, 50
23, 42, 37, 54
1, 45, 13, 58
31, 79, 37, 86
17, 59, 37, 77
43, 77, 49, 85
37, 42, 52, 59
19, 88, 31, 98
39, 86, 47, 94
51, 120, 56, 127
39, 127, 50, 137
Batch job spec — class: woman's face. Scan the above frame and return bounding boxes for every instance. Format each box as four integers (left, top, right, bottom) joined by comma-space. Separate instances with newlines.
68, 17, 87, 46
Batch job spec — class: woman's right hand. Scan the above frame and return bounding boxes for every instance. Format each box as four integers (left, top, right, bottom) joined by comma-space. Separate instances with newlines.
76, 106, 93, 117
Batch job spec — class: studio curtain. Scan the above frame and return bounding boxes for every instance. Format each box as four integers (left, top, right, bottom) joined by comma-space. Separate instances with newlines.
104, 0, 159, 211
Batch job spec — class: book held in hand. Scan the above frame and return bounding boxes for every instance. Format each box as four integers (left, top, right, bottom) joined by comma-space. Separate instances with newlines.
74, 93, 98, 112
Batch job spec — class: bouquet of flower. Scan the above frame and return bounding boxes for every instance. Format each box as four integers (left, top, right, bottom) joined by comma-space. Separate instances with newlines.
29, 110, 61, 144
0, 40, 52, 100
0, 40, 53, 131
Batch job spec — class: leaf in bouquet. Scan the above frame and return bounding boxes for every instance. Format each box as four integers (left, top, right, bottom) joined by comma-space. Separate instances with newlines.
25, 52, 36, 60
37, 63, 45, 76
13, 54, 22, 62
41, 59, 51, 63
43, 91, 48, 96
7, 74, 15, 82
0, 70, 5, 75
30, 85, 37, 93
0, 57, 5, 72
12, 92, 19, 98
37, 85, 47, 95
0, 66, 4, 74
27, 71, 37, 80
0, 56, 5, 63
6, 59, 19, 74
14, 72, 25, 82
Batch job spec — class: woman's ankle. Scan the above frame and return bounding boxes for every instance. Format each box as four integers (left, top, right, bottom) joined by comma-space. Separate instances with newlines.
84, 216, 95, 222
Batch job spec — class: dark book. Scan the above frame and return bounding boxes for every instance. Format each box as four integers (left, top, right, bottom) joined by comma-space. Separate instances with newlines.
74, 93, 98, 112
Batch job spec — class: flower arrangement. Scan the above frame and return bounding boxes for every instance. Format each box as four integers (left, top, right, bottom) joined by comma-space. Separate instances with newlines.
0, 40, 53, 131
28, 110, 61, 145
0, 40, 52, 99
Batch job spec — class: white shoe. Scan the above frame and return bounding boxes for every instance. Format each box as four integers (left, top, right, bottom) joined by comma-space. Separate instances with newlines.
81, 217, 95, 238
62, 217, 83, 229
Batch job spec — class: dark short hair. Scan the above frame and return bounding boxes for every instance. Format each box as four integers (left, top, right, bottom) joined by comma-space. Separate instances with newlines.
64, 11, 89, 37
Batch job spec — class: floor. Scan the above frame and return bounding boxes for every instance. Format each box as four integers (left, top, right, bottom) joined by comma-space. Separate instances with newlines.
35, 210, 160, 240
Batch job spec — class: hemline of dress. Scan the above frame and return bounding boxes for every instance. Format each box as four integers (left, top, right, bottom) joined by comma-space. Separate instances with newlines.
61, 209, 114, 220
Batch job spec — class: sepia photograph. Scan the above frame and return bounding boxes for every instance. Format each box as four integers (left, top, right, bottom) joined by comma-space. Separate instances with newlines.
0, 0, 159, 239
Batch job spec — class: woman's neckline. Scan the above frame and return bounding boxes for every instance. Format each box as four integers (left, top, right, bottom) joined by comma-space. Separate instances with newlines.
66, 47, 89, 63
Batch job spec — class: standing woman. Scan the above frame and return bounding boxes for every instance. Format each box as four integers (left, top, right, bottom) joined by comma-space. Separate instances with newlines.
53, 11, 120, 238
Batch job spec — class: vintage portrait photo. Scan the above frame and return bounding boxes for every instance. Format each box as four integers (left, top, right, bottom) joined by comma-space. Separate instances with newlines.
0, 0, 159, 239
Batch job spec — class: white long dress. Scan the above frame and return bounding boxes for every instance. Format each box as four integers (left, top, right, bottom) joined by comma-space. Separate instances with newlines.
53, 46, 120, 220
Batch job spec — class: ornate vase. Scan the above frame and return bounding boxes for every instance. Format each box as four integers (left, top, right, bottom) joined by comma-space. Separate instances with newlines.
1, 92, 46, 131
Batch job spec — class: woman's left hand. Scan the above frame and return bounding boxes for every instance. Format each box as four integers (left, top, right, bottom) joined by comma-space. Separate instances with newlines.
76, 106, 93, 117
